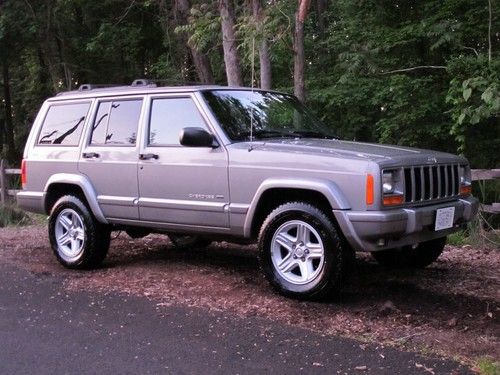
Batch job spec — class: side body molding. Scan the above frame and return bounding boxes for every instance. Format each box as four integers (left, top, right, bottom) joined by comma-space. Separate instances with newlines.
43, 173, 108, 224
243, 178, 350, 237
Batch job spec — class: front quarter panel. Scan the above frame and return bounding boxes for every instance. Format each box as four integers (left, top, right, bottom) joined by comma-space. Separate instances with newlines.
242, 177, 351, 237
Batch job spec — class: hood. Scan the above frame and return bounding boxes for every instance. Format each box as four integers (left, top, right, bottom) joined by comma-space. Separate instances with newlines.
227, 138, 466, 166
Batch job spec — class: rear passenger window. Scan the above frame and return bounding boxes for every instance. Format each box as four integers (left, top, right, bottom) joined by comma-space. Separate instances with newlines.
38, 102, 90, 145
149, 98, 207, 146
90, 99, 142, 146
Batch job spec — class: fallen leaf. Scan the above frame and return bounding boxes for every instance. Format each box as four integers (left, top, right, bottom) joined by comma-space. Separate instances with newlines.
447, 317, 458, 327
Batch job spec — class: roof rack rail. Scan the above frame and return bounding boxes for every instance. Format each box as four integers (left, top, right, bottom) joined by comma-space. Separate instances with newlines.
131, 78, 208, 86
131, 78, 157, 87
78, 83, 122, 91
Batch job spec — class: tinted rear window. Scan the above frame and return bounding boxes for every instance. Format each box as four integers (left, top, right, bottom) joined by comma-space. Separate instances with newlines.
38, 102, 90, 145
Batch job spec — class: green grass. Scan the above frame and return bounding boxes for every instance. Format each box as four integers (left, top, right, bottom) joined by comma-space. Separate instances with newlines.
447, 231, 468, 246
475, 357, 500, 375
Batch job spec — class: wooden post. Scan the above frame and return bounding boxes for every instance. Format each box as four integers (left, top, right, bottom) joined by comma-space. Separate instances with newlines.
0, 159, 6, 206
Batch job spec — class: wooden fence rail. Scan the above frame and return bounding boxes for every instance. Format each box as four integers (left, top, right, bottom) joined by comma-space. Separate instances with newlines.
0, 160, 21, 206
471, 168, 500, 214
1, 159, 499, 213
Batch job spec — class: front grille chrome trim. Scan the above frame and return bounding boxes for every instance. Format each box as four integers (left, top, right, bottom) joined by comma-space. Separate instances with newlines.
398, 163, 461, 204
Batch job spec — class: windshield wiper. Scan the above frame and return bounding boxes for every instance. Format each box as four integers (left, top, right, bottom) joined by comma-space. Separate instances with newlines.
237, 129, 300, 140
291, 130, 339, 140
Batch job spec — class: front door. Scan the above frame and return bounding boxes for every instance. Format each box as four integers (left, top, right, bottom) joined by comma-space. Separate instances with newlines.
79, 97, 144, 220
138, 94, 230, 228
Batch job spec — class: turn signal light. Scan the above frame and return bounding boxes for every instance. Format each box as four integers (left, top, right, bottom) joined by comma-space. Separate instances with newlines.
21, 159, 27, 188
383, 194, 404, 206
366, 174, 374, 205
460, 185, 472, 196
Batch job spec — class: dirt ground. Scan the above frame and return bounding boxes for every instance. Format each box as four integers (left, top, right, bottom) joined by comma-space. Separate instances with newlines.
0, 224, 498, 367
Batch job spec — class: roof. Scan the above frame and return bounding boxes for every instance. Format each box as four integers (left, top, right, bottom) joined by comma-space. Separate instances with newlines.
49, 79, 280, 101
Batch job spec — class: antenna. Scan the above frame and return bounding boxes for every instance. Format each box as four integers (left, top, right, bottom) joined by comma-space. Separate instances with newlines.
250, 37, 255, 143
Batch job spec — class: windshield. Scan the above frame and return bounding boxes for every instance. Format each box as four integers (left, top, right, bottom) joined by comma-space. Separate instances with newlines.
202, 90, 336, 142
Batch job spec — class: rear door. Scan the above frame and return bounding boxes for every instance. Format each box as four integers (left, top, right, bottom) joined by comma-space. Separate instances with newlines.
137, 93, 230, 228
79, 97, 145, 220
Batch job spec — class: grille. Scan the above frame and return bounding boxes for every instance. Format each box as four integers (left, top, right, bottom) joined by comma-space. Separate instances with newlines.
403, 164, 460, 203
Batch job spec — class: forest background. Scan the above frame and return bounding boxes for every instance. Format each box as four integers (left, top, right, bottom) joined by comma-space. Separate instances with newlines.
0, 0, 498, 169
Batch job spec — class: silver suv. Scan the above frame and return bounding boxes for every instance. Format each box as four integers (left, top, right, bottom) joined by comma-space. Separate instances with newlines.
17, 80, 479, 299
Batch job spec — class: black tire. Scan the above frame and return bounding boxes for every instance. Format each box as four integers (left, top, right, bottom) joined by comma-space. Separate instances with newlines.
258, 202, 349, 300
169, 234, 212, 249
371, 237, 447, 269
48, 195, 110, 269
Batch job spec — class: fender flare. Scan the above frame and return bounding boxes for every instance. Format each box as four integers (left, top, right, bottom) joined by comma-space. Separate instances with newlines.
43, 173, 108, 224
243, 178, 350, 237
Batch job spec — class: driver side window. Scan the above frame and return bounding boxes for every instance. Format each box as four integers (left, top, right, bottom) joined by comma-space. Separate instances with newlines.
149, 97, 208, 146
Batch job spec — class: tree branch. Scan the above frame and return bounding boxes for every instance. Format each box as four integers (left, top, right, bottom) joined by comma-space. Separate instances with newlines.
113, 0, 136, 26
461, 46, 479, 57
379, 65, 447, 75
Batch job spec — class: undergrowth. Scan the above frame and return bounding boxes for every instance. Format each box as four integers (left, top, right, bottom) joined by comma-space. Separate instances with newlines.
0, 204, 31, 227
475, 357, 500, 375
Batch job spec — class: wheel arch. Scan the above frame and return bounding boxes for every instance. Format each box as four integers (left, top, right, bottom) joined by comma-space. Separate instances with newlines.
43, 173, 108, 224
244, 178, 350, 238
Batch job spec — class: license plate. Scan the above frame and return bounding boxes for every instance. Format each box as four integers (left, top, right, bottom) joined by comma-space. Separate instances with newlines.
435, 207, 455, 231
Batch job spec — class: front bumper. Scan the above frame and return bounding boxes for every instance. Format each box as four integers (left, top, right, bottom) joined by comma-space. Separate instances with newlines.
333, 196, 479, 252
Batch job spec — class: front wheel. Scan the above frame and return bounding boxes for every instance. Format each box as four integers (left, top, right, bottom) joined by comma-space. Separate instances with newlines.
371, 237, 447, 268
48, 195, 110, 269
258, 202, 349, 300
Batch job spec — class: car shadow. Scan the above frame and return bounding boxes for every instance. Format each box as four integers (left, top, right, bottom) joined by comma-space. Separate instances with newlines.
102, 237, 498, 328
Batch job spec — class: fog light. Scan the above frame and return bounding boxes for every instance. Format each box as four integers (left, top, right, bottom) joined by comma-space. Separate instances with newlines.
377, 238, 386, 246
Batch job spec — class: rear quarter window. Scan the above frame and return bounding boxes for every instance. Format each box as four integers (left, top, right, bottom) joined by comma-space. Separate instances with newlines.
38, 102, 91, 146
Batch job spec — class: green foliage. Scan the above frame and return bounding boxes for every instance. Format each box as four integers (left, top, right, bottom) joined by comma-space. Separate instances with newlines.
446, 56, 500, 157
475, 357, 500, 375
175, 3, 221, 53
0, 0, 498, 170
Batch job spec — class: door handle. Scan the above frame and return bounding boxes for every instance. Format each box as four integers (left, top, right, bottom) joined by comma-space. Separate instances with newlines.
139, 153, 159, 160
82, 152, 100, 159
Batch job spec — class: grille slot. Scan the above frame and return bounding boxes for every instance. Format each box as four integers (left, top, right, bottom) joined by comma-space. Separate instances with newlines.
402, 164, 460, 203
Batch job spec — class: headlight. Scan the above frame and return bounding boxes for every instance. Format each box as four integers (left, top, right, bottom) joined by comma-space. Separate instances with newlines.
382, 171, 395, 194
459, 165, 472, 196
459, 165, 470, 185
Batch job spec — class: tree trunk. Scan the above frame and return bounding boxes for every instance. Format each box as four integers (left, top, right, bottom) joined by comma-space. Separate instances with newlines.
176, 0, 214, 84
190, 49, 214, 84
251, 0, 271, 89
219, 0, 243, 86
2, 62, 16, 161
293, 0, 311, 102
0, 118, 4, 154
315, 0, 327, 39
259, 41, 271, 89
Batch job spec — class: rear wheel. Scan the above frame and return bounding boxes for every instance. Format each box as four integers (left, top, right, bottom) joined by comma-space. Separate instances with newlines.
48, 195, 110, 269
258, 202, 349, 300
371, 237, 447, 268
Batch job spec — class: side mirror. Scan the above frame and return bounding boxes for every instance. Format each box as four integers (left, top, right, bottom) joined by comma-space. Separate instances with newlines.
179, 127, 217, 148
